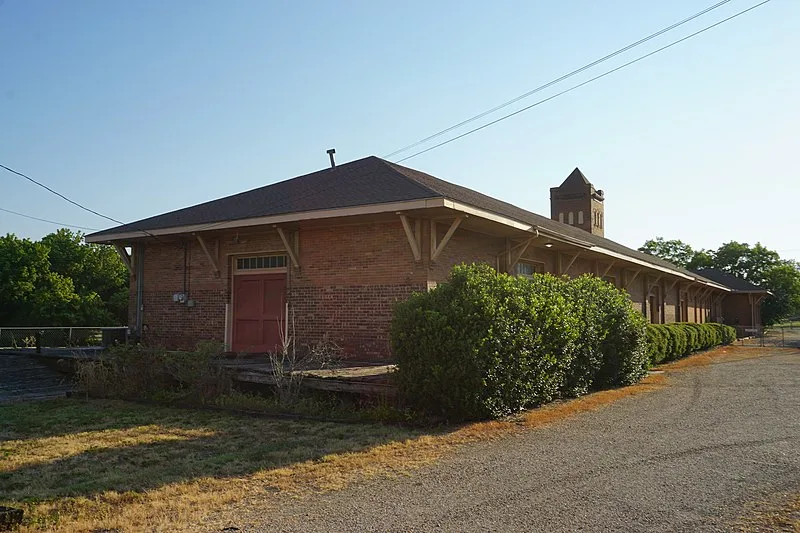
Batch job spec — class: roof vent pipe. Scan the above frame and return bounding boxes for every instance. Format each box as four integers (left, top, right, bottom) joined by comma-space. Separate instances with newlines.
327, 148, 336, 168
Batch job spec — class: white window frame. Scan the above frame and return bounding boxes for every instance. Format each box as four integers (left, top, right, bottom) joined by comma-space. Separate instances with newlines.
231, 253, 289, 275
515, 260, 545, 278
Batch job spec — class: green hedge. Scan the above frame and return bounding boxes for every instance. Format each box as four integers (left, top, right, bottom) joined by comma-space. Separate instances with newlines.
391, 264, 648, 421
646, 322, 736, 365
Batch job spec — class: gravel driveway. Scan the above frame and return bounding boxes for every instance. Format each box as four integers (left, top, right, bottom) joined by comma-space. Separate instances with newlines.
246, 348, 799, 532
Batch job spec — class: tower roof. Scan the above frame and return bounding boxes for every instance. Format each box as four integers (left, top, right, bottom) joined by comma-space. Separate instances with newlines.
557, 167, 591, 189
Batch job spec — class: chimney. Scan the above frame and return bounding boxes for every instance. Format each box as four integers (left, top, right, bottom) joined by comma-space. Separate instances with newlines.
327, 148, 336, 168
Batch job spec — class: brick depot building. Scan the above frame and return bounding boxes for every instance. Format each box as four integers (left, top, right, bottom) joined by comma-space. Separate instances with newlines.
86, 156, 767, 358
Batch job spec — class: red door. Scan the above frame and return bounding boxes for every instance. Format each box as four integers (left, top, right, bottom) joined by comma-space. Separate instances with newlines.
232, 273, 286, 353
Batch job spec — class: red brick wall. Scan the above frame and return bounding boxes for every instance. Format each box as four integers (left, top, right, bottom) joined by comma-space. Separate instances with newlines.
428, 223, 503, 282
133, 220, 425, 358
722, 293, 756, 327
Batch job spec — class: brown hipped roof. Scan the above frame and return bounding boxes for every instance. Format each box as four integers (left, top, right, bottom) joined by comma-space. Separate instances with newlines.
87, 156, 719, 285
690, 269, 769, 293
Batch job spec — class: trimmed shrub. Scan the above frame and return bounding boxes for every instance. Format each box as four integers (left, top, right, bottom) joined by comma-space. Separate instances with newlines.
391, 265, 648, 421
645, 322, 736, 365
646, 324, 668, 364
566, 275, 648, 393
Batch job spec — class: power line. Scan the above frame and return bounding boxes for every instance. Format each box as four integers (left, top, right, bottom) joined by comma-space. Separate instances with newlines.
384, 0, 734, 159
0, 206, 99, 231
1, 163, 167, 242
394, 0, 771, 164
1, 163, 126, 226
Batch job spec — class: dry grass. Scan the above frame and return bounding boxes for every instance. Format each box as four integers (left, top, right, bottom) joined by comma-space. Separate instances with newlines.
0, 344, 757, 532
661, 344, 783, 371
736, 492, 800, 532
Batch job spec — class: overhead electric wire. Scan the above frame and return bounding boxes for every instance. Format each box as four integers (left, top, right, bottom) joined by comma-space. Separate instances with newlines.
1, 163, 167, 242
0, 206, 99, 231
394, 0, 772, 164
383, 0, 734, 159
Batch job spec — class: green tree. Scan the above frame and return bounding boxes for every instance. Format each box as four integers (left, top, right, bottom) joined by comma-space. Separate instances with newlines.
640, 236, 800, 326
0, 235, 51, 325
712, 241, 780, 284
761, 263, 800, 326
0, 231, 129, 326
638, 237, 696, 267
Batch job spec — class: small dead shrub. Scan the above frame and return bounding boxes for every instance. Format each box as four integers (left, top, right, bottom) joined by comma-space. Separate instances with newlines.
75, 342, 231, 404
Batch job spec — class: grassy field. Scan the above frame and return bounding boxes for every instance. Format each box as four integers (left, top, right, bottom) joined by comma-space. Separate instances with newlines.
0, 399, 423, 531
0, 345, 763, 532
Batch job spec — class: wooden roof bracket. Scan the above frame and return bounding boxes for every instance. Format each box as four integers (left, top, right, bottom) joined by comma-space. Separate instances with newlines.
667, 278, 680, 293
507, 231, 540, 272
648, 274, 663, 291
625, 269, 642, 290
560, 252, 580, 276
194, 234, 221, 277
399, 214, 422, 262
430, 216, 463, 262
274, 226, 300, 268
113, 244, 133, 275
600, 260, 616, 278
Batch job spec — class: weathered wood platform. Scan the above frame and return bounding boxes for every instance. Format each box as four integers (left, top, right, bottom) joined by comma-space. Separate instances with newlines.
0, 352, 74, 403
220, 359, 397, 396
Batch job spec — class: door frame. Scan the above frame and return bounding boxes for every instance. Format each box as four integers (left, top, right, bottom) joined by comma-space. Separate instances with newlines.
227, 251, 289, 353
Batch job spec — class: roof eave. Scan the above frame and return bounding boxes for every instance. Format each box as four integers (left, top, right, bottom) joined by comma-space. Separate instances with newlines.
85, 198, 447, 243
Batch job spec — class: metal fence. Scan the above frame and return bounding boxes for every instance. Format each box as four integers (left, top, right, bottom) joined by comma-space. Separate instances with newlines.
734, 325, 800, 348
0, 327, 129, 349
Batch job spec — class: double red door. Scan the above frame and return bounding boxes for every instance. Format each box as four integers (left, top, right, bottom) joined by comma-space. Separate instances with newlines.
232, 273, 286, 353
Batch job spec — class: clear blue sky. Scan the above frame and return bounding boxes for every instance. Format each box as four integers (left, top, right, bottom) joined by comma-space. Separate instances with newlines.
2, 0, 798, 261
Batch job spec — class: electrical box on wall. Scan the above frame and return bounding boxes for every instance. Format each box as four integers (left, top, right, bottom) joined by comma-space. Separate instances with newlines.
172, 292, 187, 304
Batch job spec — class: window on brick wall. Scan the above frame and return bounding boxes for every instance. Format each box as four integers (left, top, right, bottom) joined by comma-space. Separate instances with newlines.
578, 211, 584, 225
515, 260, 545, 278
235, 255, 287, 270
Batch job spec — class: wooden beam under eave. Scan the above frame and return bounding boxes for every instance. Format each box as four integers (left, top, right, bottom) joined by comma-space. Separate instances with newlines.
113, 244, 132, 275
560, 252, 580, 276
667, 278, 680, 293
508, 236, 536, 272
195, 234, 221, 276
399, 215, 421, 261
431, 217, 462, 262
274, 227, 300, 268
600, 260, 616, 278
625, 269, 642, 290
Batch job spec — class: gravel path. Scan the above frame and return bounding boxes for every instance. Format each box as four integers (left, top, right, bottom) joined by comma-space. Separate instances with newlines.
246, 349, 799, 532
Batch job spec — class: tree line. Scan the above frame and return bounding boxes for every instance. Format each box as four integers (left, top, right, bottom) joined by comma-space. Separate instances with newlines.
0, 229, 128, 326
639, 238, 800, 326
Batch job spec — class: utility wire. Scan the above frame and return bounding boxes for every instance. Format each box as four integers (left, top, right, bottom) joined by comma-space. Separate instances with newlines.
1, 163, 126, 226
0, 206, 99, 231
384, 0, 733, 159
1, 163, 167, 242
394, 0, 771, 164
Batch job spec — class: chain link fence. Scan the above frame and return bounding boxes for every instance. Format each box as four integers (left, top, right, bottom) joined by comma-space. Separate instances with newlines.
0, 327, 129, 349
734, 324, 800, 348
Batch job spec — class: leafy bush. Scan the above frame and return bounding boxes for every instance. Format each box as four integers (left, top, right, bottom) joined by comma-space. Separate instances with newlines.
645, 322, 736, 365
391, 264, 648, 421
566, 276, 648, 394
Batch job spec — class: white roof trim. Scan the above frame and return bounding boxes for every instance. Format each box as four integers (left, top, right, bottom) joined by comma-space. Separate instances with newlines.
85, 198, 447, 243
